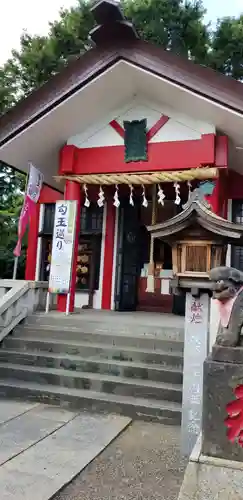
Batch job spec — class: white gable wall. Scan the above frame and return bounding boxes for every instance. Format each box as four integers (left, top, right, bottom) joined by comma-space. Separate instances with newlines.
67, 97, 215, 149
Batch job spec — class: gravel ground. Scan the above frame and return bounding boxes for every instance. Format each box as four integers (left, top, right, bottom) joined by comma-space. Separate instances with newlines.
54, 421, 187, 500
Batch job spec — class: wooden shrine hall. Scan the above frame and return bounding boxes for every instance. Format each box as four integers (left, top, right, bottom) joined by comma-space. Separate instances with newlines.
1, 0, 243, 316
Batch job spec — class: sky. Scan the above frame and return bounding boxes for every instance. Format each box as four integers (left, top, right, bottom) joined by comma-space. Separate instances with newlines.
203, 0, 243, 24
0, 0, 242, 65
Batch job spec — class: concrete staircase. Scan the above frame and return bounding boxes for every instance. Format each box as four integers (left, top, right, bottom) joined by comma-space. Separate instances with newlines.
0, 311, 184, 424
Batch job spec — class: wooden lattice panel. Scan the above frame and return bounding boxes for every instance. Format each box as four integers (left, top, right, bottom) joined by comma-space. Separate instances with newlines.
185, 245, 208, 273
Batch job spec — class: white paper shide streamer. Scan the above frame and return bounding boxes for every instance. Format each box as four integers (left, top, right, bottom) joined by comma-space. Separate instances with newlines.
174, 182, 181, 205
97, 185, 105, 207
187, 180, 192, 200
142, 184, 148, 208
157, 184, 165, 206
83, 184, 90, 207
129, 185, 134, 206
113, 184, 120, 208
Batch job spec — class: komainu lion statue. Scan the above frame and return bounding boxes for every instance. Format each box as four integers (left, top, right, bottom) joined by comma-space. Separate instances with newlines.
210, 266, 243, 347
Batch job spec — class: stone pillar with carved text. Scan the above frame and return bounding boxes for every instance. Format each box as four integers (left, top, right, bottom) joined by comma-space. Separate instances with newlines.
181, 292, 210, 457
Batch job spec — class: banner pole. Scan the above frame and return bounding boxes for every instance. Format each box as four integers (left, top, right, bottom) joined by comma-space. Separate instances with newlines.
12, 257, 18, 280
45, 291, 50, 314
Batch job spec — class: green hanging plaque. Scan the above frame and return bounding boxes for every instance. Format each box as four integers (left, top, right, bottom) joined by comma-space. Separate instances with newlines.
124, 119, 147, 162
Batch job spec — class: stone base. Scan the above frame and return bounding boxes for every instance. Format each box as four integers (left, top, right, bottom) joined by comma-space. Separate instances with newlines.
178, 459, 243, 500
202, 354, 243, 462
212, 345, 243, 364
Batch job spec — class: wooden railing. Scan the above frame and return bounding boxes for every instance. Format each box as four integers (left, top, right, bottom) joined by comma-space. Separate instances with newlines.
0, 280, 49, 342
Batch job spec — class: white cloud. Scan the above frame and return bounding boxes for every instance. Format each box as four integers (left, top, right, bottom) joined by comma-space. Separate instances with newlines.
0, 0, 76, 64
204, 0, 243, 25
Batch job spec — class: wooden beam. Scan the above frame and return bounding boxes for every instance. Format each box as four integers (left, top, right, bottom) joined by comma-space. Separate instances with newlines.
109, 119, 125, 138
147, 115, 170, 141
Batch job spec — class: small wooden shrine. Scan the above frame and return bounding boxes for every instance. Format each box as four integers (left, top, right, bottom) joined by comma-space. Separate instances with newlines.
147, 189, 243, 284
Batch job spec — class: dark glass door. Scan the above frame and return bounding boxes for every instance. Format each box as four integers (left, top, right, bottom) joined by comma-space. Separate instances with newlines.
117, 202, 141, 311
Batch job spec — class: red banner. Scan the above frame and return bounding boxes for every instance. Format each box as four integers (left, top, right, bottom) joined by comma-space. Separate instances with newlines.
13, 164, 43, 257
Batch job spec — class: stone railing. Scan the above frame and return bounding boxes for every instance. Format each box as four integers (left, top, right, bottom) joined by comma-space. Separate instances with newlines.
0, 280, 51, 342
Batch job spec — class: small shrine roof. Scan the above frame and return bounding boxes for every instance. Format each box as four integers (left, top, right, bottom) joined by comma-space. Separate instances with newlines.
147, 188, 243, 241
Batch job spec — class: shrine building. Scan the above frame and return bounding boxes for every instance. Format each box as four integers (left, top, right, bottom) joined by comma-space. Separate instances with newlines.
1, 0, 243, 316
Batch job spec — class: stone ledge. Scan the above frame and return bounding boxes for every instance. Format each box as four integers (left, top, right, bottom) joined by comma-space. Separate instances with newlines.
178, 460, 243, 500
189, 433, 243, 471
212, 345, 243, 364
179, 434, 243, 499
189, 433, 202, 463
199, 454, 243, 471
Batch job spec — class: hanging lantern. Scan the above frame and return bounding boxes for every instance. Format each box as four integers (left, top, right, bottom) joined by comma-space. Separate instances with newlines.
142, 184, 148, 208
129, 185, 134, 206
157, 184, 165, 206
113, 184, 120, 208
83, 184, 90, 208
97, 185, 105, 208
174, 182, 181, 205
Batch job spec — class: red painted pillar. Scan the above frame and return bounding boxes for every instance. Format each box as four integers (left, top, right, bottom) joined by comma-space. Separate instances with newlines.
25, 203, 40, 280
101, 200, 116, 310
57, 180, 82, 313
209, 171, 228, 217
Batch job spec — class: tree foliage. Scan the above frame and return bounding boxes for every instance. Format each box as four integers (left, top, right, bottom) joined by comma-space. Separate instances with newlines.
210, 15, 243, 81
124, 0, 210, 64
4, 2, 94, 99
0, 0, 243, 277
1, 0, 243, 104
0, 166, 26, 278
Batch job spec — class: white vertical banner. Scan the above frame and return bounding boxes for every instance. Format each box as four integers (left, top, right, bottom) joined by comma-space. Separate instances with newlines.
26, 163, 44, 202
48, 200, 77, 295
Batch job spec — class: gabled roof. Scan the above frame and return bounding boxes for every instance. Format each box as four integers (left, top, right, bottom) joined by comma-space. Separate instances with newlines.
147, 189, 243, 241
1, 32, 243, 148
2, 0, 243, 190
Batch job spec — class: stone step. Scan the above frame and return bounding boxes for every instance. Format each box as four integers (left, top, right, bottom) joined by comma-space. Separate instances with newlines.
136, 305, 172, 314
0, 363, 182, 403
0, 349, 183, 385
13, 324, 184, 352
24, 312, 184, 341
0, 379, 181, 424
3, 337, 183, 368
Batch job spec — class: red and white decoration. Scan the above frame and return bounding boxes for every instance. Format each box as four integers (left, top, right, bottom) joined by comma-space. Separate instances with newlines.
14, 163, 43, 257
